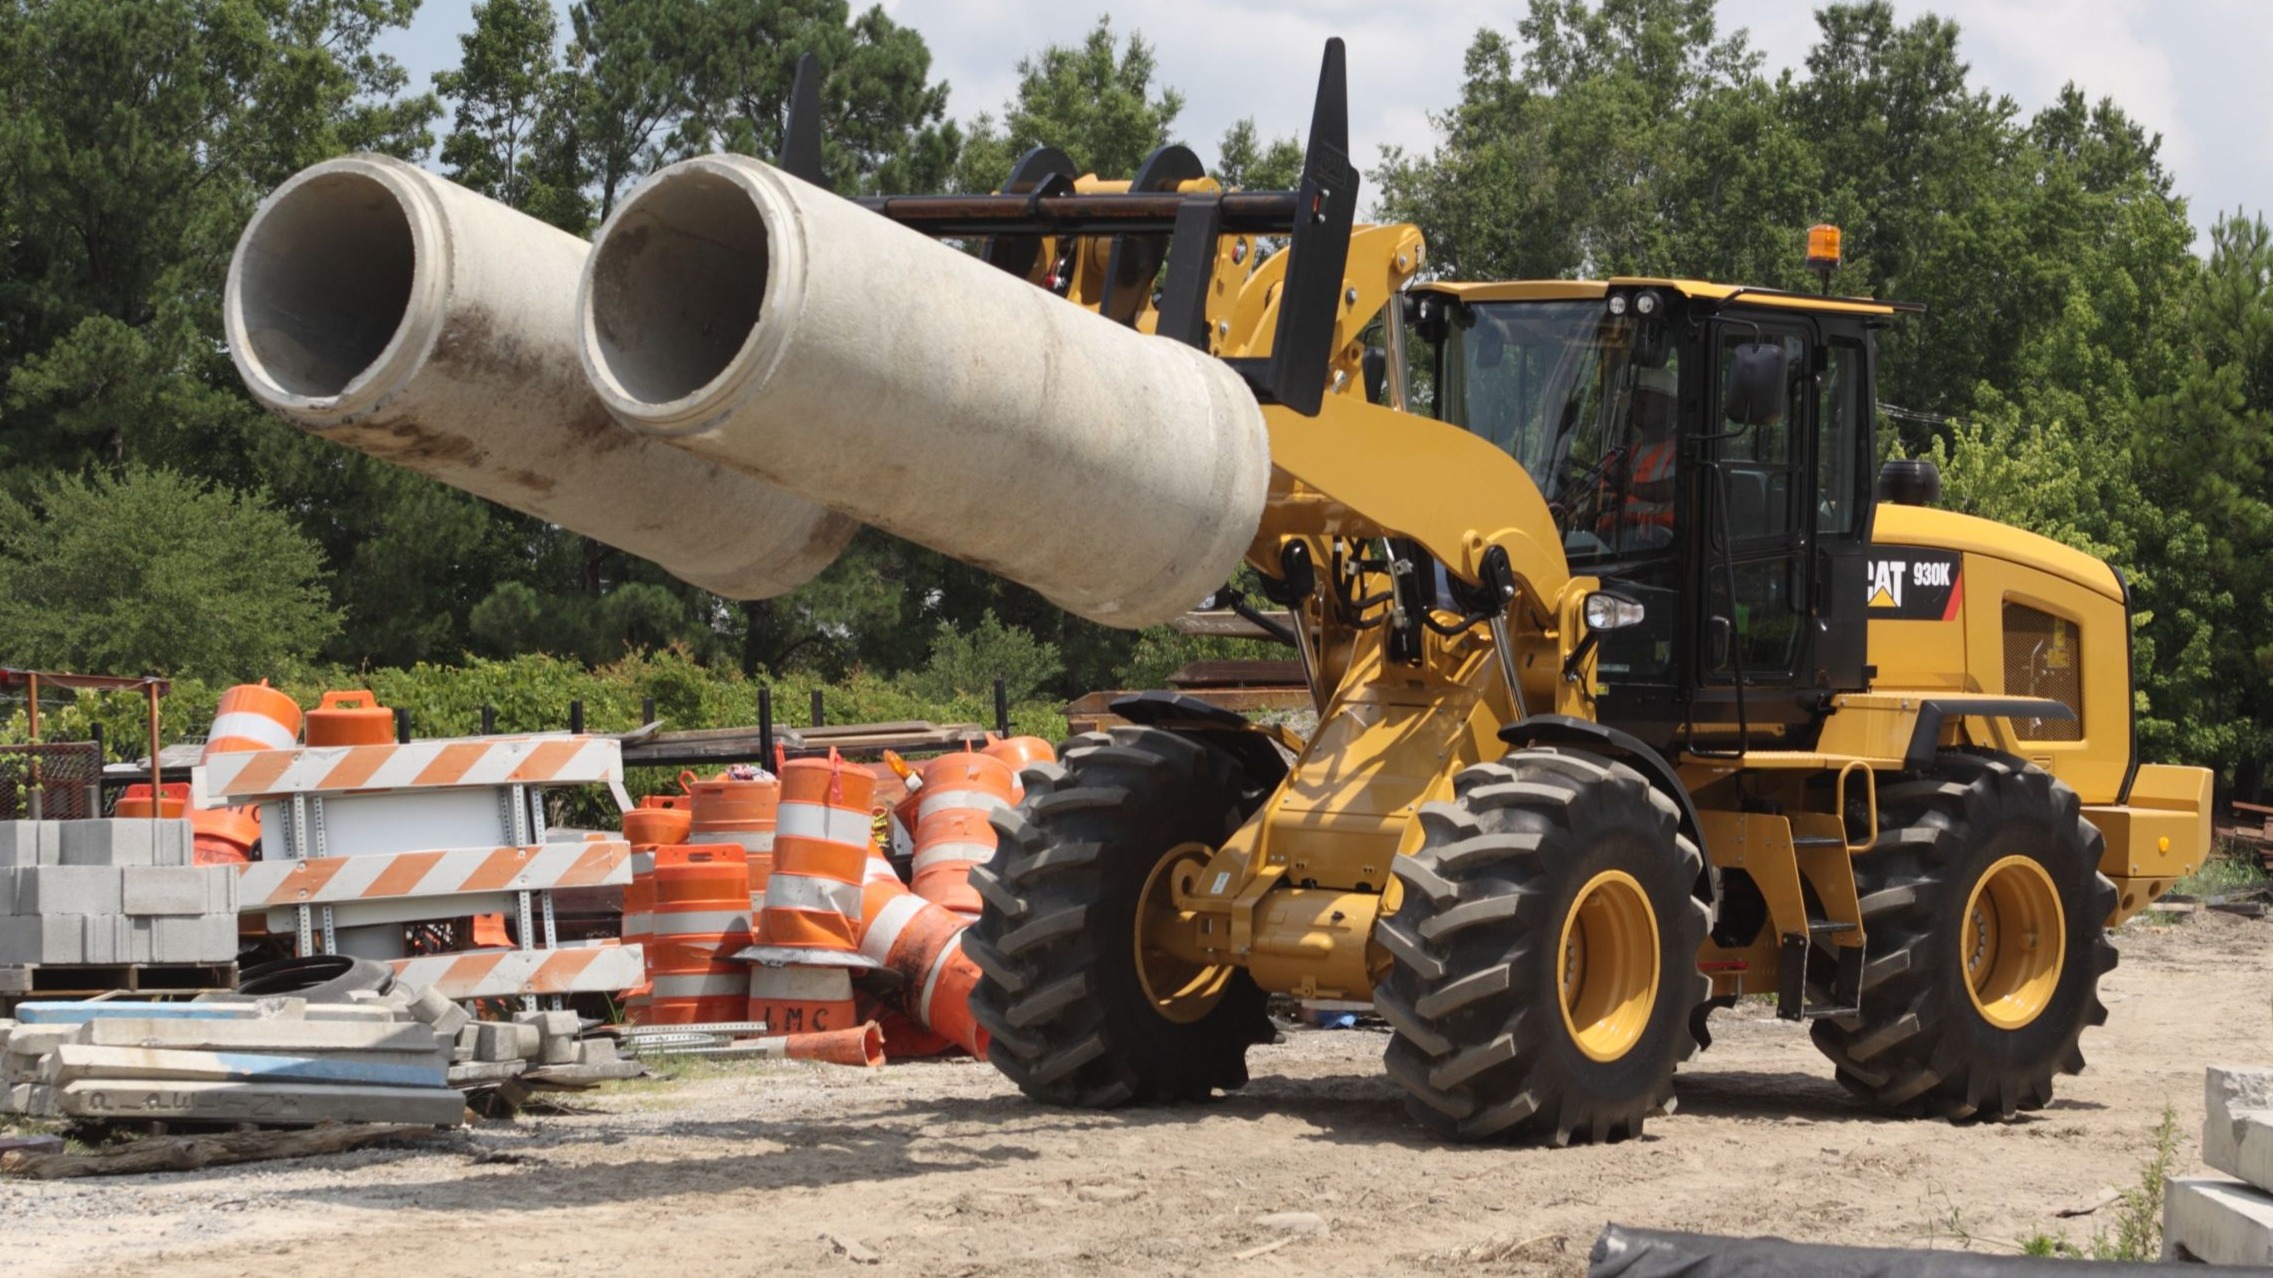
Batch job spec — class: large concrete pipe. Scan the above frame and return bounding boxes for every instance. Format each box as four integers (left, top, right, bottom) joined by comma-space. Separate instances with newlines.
577, 156, 1271, 628
225, 154, 857, 600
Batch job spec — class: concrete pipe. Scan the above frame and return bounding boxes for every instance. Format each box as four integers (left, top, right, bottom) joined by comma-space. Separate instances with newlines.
225, 154, 857, 600
578, 155, 1270, 628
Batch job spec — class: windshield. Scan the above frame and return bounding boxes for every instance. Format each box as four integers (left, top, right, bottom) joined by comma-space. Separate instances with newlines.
1431, 299, 1673, 565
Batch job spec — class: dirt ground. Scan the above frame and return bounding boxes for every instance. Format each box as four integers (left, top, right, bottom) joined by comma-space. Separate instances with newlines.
4, 911, 2268, 1277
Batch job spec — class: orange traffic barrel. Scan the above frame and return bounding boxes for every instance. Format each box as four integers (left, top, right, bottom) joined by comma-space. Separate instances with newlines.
617, 804, 692, 1009
907, 751, 1014, 916
624, 806, 693, 847
203, 682, 302, 760
305, 690, 393, 747
640, 843, 754, 1025
115, 782, 190, 819
858, 849, 990, 1057
981, 735, 1057, 798
685, 771, 780, 913
744, 756, 877, 1033
189, 807, 259, 866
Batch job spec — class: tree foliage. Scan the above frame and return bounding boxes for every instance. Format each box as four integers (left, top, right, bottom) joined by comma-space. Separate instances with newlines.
953, 17, 1184, 188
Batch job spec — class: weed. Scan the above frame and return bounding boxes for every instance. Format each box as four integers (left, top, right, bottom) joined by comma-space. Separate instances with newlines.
2086, 1101, 2180, 1261
2177, 839, 2270, 900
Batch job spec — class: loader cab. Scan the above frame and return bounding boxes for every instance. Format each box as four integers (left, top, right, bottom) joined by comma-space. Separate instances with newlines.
1399, 279, 1893, 752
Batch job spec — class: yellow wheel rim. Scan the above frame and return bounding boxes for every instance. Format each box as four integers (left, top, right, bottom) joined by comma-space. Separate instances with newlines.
1133, 845, 1234, 1025
1556, 870, 1661, 1063
1962, 855, 2065, 1030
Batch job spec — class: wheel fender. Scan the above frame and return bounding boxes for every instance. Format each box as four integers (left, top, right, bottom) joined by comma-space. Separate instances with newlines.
1498, 714, 1713, 910
1109, 691, 1291, 791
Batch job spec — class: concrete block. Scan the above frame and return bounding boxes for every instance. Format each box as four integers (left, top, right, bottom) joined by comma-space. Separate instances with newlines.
513, 1009, 580, 1040
299, 1003, 402, 1023
5, 1081, 59, 1117
48, 1044, 450, 1089
468, 1021, 539, 1062
79, 914, 119, 965
538, 1033, 577, 1065
5, 1024, 81, 1057
122, 866, 213, 916
446, 1059, 526, 1084
55, 1079, 466, 1127
2206, 1066, 2273, 1191
2166, 1176, 2273, 1265
401, 985, 471, 1037
0, 822, 60, 868
83, 1017, 445, 1054
452, 1024, 478, 1062
9, 865, 124, 915
0, 915, 89, 965
151, 915, 232, 963
207, 867, 240, 915
59, 819, 191, 867
577, 1036, 620, 1066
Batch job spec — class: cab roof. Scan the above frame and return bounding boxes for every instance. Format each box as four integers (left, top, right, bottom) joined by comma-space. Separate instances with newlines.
1415, 277, 1913, 319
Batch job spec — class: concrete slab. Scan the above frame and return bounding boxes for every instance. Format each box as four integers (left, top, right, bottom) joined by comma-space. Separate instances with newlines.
16, 1000, 270, 1024
472, 1021, 539, 1062
48, 1044, 449, 1088
525, 1059, 642, 1083
2166, 1176, 2273, 1265
82, 1017, 445, 1054
9, 865, 124, 914
56, 1079, 467, 1126
446, 1059, 527, 1084
2206, 1066, 2273, 1192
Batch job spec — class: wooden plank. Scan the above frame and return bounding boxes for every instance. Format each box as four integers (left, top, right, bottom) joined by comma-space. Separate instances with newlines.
1168, 660, 1305, 688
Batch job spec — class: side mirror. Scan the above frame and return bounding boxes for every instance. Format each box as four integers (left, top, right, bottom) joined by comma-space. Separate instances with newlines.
1362, 346, 1388, 403
1722, 342, 1787, 426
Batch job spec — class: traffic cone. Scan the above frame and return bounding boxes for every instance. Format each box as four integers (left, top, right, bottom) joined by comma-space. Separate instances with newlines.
744, 1021, 885, 1068
857, 849, 991, 1058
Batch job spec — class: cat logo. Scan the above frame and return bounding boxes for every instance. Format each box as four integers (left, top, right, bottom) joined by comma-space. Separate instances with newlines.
1865, 549, 1963, 621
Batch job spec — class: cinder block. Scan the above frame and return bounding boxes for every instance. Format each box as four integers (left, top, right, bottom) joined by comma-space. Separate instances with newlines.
2166, 1176, 2273, 1265
79, 914, 120, 965
58, 819, 192, 867
0, 915, 88, 965
207, 867, 240, 915
202, 913, 239, 962
9, 866, 124, 915
2205, 1066, 2273, 1191
401, 985, 471, 1037
122, 866, 211, 916
513, 1009, 580, 1039
576, 1036, 620, 1066
0, 822, 60, 868
472, 1021, 540, 1062
539, 1033, 578, 1065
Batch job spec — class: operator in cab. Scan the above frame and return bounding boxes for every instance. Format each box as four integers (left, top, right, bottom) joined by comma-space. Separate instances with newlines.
1600, 363, 1679, 551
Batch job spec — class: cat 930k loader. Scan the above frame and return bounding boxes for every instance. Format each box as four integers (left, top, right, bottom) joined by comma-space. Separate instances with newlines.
226, 40, 2214, 1145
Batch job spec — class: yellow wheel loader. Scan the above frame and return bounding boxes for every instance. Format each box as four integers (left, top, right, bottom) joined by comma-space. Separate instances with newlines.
225, 39, 2214, 1147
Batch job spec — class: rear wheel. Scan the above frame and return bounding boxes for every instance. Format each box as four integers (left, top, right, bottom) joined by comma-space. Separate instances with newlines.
1811, 751, 2117, 1120
966, 727, 1274, 1107
1374, 748, 1711, 1144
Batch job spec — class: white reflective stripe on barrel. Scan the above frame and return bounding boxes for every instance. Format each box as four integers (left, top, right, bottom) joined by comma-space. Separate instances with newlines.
762, 873, 863, 917
650, 972, 748, 998
208, 711, 299, 750
775, 802, 873, 845
917, 932, 964, 1021
861, 892, 926, 965
913, 841, 995, 874
630, 851, 658, 875
747, 965, 853, 1000
918, 789, 1010, 820
648, 908, 752, 935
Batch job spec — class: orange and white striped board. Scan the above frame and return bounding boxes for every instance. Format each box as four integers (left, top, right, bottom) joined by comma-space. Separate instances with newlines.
387, 943, 646, 1000
205, 735, 622, 802
240, 840, 629, 927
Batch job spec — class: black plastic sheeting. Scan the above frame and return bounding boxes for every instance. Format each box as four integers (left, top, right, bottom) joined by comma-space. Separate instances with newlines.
1589, 1224, 2266, 1276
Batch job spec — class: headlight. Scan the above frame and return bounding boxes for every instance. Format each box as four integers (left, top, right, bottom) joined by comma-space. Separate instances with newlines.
1584, 591, 1646, 631
1606, 293, 1629, 316
1633, 289, 1660, 316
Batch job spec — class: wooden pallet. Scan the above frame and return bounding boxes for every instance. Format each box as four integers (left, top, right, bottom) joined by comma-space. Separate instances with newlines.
0, 961, 236, 1011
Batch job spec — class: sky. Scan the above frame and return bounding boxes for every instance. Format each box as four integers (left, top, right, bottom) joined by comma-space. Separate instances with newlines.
377, 0, 2273, 244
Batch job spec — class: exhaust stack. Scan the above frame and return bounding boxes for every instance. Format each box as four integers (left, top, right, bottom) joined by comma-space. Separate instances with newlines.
577, 155, 1271, 629
225, 155, 856, 600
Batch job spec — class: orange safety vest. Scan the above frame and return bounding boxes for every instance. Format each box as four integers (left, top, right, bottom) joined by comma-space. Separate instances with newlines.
1597, 438, 1677, 537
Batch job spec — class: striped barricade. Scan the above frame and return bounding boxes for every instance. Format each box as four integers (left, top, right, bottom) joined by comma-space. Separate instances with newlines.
238, 841, 630, 931
387, 944, 646, 1001
205, 735, 622, 802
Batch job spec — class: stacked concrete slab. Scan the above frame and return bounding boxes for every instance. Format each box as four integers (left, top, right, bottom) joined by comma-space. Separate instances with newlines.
445, 1006, 638, 1085
2166, 1065, 2273, 1264
1, 988, 465, 1126
0, 819, 239, 966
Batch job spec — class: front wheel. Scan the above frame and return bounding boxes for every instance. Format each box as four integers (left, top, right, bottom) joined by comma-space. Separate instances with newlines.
1374, 748, 1711, 1144
965, 726, 1273, 1107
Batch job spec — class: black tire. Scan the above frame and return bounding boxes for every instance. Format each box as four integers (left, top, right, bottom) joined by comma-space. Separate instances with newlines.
1375, 748, 1711, 1144
966, 726, 1275, 1107
1811, 750, 2117, 1120
201, 954, 396, 1002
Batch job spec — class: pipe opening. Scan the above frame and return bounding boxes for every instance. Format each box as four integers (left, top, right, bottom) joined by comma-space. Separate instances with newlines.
587, 168, 769, 405
236, 171, 417, 399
